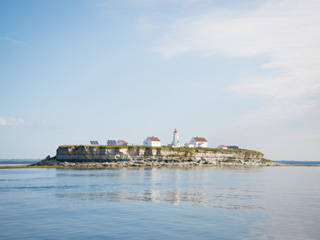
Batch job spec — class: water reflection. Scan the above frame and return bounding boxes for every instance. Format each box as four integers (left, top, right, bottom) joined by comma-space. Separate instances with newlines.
1, 166, 320, 239
54, 168, 264, 209
55, 190, 263, 209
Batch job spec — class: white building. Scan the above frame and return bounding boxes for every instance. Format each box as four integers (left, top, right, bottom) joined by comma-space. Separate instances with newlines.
184, 143, 194, 148
190, 137, 208, 148
143, 136, 161, 147
171, 128, 180, 147
218, 145, 228, 149
117, 140, 128, 146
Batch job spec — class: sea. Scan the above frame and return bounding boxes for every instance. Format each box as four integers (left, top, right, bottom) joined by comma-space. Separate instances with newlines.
0, 160, 319, 240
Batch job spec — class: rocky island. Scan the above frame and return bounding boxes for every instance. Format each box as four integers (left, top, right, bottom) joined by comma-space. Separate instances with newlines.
33, 145, 280, 167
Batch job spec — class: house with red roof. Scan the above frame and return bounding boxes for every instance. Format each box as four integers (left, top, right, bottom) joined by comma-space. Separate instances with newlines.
218, 145, 228, 149
117, 140, 128, 146
143, 136, 161, 147
184, 143, 195, 148
190, 137, 208, 148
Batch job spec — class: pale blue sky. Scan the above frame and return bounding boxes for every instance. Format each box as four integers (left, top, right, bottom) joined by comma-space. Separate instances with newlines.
1, 0, 319, 160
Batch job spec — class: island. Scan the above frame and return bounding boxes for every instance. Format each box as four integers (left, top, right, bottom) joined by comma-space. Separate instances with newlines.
33, 145, 280, 167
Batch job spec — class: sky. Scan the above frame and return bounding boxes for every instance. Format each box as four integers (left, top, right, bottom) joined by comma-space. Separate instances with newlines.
0, 0, 319, 161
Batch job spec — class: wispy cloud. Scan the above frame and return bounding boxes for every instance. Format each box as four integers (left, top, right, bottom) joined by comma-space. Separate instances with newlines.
156, 0, 320, 126
2, 37, 24, 45
0, 116, 26, 126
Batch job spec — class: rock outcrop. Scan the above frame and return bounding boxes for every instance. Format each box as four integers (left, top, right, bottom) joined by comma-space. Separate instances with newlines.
34, 145, 279, 167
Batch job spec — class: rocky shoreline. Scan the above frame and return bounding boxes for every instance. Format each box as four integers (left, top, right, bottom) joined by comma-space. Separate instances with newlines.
33, 158, 282, 168
29, 145, 284, 168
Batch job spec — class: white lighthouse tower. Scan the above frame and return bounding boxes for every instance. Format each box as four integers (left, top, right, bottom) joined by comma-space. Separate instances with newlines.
172, 128, 180, 147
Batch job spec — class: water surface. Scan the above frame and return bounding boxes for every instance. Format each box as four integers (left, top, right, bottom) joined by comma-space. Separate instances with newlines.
0, 159, 39, 166
0, 167, 319, 239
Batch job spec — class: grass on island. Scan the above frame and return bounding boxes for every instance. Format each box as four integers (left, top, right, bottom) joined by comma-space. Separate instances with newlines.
58, 145, 263, 156
261, 158, 272, 163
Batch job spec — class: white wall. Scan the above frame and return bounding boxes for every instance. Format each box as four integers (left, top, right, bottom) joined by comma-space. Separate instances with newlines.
198, 142, 208, 148
190, 138, 207, 147
117, 140, 127, 146
143, 138, 151, 146
151, 141, 161, 147
143, 138, 161, 147
184, 143, 194, 148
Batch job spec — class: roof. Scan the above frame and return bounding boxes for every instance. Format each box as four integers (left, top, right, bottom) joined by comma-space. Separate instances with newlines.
118, 140, 127, 143
148, 137, 161, 142
192, 137, 207, 142
219, 145, 227, 147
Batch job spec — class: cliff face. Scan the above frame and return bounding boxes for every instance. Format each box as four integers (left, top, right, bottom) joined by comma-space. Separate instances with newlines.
55, 146, 264, 164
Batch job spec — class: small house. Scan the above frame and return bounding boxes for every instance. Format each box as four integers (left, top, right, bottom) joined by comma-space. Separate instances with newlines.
143, 136, 161, 147
218, 145, 228, 149
184, 143, 194, 148
117, 140, 128, 146
190, 137, 208, 148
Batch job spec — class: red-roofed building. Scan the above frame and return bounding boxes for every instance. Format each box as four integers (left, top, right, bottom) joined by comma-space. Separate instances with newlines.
190, 137, 208, 148
143, 136, 161, 147
184, 143, 195, 148
218, 145, 228, 149
117, 140, 128, 146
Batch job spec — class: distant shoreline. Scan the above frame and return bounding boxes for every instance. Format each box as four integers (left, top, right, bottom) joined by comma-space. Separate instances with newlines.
2, 161, 320, 169
0, 163, 305, 170
1, 158, 319, 170
275, 161, 320, 165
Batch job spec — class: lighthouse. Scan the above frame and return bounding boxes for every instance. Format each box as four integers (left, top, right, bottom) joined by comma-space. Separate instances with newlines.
172, 128, 180, 147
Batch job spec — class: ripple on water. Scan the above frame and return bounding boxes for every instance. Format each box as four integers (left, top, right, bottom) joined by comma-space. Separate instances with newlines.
0, 167, 319, 240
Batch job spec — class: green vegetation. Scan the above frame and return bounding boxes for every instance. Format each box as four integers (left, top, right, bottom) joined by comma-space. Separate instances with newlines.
59, 145, 263, 156
261, 158, 272, 163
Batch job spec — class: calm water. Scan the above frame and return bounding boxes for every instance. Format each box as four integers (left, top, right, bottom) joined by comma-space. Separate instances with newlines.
276, 161, 320, 165
0, 166, 319, 240
0, 159, 39, 166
